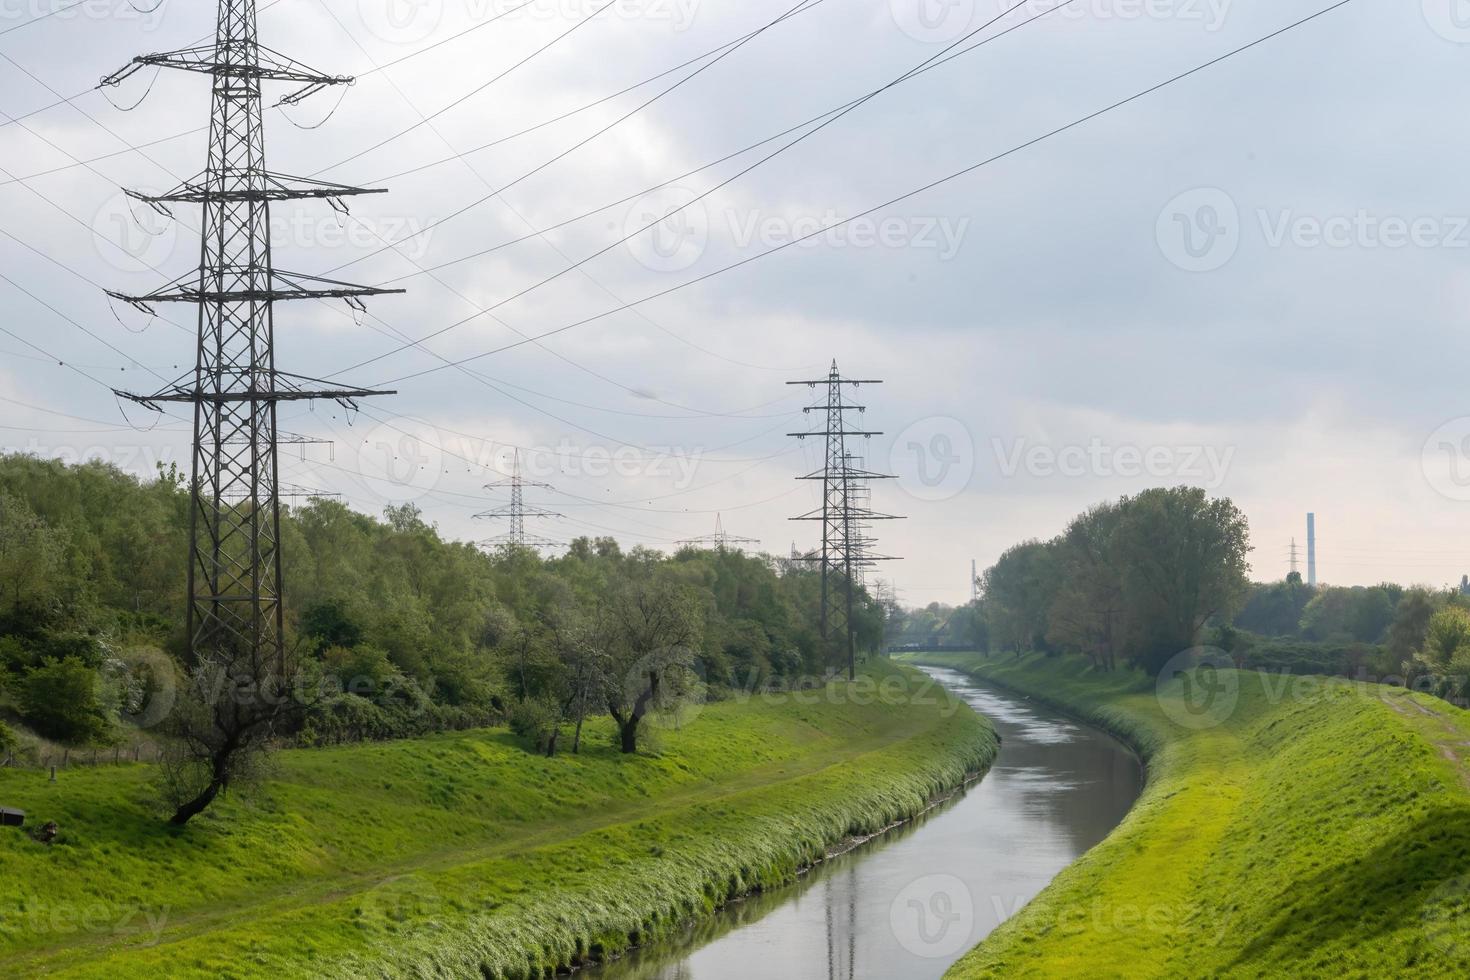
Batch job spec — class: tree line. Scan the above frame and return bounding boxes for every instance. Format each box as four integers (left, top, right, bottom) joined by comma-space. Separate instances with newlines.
919, 486, 1467, 705
969, 486, 1252, 676
0, 454, 883, 822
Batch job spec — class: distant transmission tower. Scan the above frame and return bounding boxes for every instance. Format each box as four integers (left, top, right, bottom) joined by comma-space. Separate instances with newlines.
475, 450, 562, 551
1289, 538, 1299, 577
788, 361, 902, 680
676, 514, 759, 552
106, 0, 399, 671
971, 559, 980, 603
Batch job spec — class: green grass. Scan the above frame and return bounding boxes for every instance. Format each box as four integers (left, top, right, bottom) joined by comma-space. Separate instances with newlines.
0, 660, 995, 978
913, 652, 1470, 979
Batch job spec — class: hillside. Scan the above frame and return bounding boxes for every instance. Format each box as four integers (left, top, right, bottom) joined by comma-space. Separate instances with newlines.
916, 653, 1470, 978
0, 661, 994, 978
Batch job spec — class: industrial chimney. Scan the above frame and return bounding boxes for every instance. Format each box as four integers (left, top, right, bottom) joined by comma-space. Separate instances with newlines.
1307, 513, 1317, 587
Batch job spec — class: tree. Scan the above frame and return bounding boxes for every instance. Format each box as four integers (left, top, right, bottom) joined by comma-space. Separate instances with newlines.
0, 491, 68, 621
1388, 589, 1443, 668
980, 540, 1061, 655
160, 635, 310, 826
599, 572, 704, 754
1112, 487, 1251, 675
1234, 572, 1315, 637
545, 611, 608, 756
1415, 606, 1470, 703
1046, 502, 1127, 670
19, 657, 112, 745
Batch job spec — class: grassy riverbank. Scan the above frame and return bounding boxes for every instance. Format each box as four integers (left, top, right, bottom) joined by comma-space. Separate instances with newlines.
913, 652, 1470, 978
0, 661, 995, 978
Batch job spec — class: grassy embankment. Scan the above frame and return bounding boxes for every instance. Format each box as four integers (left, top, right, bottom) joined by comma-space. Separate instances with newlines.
0, 660, 994, 979
913, 652, 1470, 978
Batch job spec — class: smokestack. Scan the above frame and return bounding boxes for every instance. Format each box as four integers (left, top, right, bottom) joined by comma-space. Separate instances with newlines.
1307, 513, 1317, 587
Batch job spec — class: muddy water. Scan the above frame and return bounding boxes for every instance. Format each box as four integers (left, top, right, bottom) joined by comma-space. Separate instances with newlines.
591, 666, 1144, 979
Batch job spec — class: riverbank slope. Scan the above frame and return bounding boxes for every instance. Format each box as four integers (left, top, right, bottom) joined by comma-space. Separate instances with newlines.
916, 652, 1470, 978
0, 660, 995, 978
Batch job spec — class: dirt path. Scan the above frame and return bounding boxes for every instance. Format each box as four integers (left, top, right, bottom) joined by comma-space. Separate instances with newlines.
1383, 690, 1470, 791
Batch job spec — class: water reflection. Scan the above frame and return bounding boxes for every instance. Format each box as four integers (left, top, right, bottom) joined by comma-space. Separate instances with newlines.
593, 667, 1143, 980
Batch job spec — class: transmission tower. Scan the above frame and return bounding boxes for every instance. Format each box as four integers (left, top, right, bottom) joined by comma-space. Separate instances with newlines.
788, 361, 902, 680
1289, 537, 1299, 577
676, 514, 760, 552
106, 0, 400, 673
475, 450, 562, 551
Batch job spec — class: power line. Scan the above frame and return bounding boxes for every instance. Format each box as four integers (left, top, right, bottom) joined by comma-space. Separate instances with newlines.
329, 0, 1035, 378
323, 0, 828, 278
352, 0, 540, 80
369, 0, 1357, 388
305, 0, 814, 418
312, 0, 619, 175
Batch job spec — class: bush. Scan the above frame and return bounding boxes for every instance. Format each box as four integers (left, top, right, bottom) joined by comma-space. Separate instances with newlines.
19, 657, 114, 745
0, 719, 16, 759
1236, 635, 1382, 678
507, 698, 558, 754
295, 692, 499, 748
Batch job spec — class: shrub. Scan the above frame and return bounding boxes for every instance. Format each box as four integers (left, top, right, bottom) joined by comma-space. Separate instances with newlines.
0, 719, 16, 758
507, 697, 559, 754
19, 657, 114, 745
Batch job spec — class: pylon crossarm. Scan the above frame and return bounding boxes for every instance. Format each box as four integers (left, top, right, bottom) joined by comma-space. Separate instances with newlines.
788, 430, 883, 438
106, 269, 405, 305
127, 174, 387, 206
100, 44, 352, 87
114, 378, 394, 409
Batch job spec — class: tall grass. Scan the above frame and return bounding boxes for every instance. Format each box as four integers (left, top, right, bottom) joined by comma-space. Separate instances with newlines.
1, 661, 995, 978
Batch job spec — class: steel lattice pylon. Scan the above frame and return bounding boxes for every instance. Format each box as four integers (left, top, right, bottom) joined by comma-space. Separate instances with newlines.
475, 450, 562, 552
106, 0, 400, 672
788, 361, 902, 679
675, 514, 759, 552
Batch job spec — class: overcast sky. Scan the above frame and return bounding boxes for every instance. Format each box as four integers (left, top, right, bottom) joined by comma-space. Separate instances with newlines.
0, 0, 1463, 605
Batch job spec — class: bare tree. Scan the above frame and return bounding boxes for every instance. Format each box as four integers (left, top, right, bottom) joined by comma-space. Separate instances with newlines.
159, 638, 307, 825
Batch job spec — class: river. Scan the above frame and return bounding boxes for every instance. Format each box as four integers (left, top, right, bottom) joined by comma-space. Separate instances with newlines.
590, 666, 1144, 979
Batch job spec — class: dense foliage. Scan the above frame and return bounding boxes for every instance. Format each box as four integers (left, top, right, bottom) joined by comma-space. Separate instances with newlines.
945, 481, 1467, 701
0, 454, 881, 756
969, 487, 1253, 675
